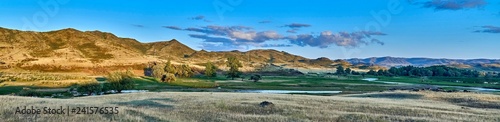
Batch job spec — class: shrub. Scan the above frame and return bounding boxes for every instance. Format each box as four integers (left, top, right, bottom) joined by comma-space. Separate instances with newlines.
152, 63, 166, 79
160, 73, 176, 83
101, 83, 112, 93
17, 89, 41, 97
106, 70, 135, 93
205, 62, 217, 77
249, 74, 262, 82
77, 81, 102, 95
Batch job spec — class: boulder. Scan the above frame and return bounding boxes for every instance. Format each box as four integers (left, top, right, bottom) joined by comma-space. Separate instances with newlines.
259, 101, 274, 108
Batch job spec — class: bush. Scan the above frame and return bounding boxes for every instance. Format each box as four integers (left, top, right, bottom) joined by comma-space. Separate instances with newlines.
77, 81, 102, 95
106, 70, 135, 93
160, 73, 176, 83
17, 89, 41, 97
152, 63, 165, 79
177, 64, 194, 78
205, 62, 217, 77
249, 74, 262, 82
101, 83, 112, 93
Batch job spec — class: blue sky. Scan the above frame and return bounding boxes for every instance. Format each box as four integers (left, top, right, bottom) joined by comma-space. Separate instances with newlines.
0, 0, 499, 59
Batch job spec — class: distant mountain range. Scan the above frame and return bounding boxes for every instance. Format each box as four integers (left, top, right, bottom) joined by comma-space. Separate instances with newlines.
347, 57, 500, 72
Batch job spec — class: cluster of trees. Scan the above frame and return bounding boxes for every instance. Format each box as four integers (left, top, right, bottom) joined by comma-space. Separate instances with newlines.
147, 57, 244, 82
367, 65, 481, 77
335, 65, 362, 75
484, 72, 500, 79
77, 82, 102, 95
105, 70, 136, 93
333, 65, 493, 78
203, 57, 263, 83
152, 60, 195, 82
77, 70, 135, 95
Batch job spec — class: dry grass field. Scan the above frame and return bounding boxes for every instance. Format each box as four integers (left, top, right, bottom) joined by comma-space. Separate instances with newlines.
1, 91, 500, 122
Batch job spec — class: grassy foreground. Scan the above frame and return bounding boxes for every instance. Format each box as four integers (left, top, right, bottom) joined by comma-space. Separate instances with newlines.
1, 91, 500, 122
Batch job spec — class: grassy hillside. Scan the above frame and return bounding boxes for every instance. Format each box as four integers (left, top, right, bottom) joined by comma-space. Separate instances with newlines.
1, 91, 499, 121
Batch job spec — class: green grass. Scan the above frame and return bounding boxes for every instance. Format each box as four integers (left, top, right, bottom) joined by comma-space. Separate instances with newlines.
169, 79, 216, 88
0, 86, 23, 95
375, 76, 500, 89
130, 75, 390, 92
2, 74, 498, 97
185, 75, 389, 92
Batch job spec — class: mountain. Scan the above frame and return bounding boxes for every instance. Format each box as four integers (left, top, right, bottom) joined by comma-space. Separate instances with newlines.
0, 27, 348, 71
347, 57, 500, 72
144, 39, 196, 59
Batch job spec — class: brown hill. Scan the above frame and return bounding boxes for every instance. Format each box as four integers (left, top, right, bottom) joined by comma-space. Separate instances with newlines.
0, 27, 147, 62
0, 27, 349, 72
144, 39, 196, 59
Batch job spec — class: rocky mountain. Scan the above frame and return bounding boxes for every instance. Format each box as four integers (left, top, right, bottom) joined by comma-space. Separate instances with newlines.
347, 57, 500, 71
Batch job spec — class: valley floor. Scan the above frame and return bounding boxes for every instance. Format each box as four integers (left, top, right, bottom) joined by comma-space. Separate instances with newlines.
1, 91, 500, 122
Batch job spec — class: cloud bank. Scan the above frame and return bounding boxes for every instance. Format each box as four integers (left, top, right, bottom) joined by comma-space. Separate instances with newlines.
287, 31, 386, 48
190, 15, 205, 20
163, 25, 386, 51
422, 0, 487, 10
474, 25, 500, 33
259, 20, 272, 24
162, 26, 182, 30
282, 23, 311, 28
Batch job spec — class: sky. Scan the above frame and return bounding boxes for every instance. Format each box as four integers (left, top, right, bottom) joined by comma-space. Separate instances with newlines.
0, 0, 499, 59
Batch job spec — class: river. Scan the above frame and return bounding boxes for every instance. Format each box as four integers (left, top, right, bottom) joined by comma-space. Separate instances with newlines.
362, 78, 500, 92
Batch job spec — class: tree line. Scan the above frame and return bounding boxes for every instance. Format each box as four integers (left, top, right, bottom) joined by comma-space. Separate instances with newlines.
335, 65, 485, 78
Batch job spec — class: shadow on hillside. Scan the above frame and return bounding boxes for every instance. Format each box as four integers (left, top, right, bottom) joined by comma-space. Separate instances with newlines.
112, 98, 175, 109
445, 98, 500, 109
348, 93, 423, 99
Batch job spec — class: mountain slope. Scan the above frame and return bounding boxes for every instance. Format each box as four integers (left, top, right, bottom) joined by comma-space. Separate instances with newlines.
0, 27, 148, 62
144, 39, 196, 59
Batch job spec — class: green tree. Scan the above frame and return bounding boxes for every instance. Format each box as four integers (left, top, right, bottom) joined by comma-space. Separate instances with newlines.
205, 61, 217, 77
164, 73, 176, 82
226, 56, 242, 80
152, 63, 165, 79
345, 68, 352, 75
164, 60, 175, 74
178, 64, 194, 78
367, 69, 376, 75
377, 70, 385, 76
388, 67, 399, 76
336, 65, 345, 75
106, 70, 135, 93
77, 81, 102, 95
436, 68, 445, 76
249, 74, 262, 82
